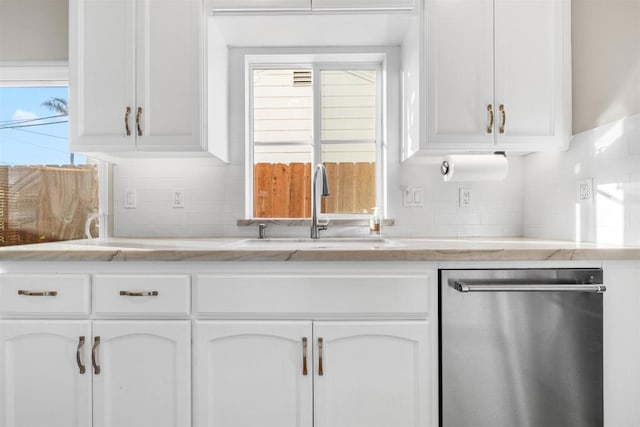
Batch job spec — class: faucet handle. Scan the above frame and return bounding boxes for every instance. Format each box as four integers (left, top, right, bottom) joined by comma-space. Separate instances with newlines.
258, 223, 267, 239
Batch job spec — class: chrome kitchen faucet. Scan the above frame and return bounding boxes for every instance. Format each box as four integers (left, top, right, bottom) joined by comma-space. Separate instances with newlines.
310, 164, 330, 239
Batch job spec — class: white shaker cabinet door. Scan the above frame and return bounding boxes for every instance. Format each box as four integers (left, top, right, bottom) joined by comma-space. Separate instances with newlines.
92, 321, 191, 427
69, 0, 136, 152
195, 321, 313, 427
425, 0, 494, 149
313, 321, 430, 427
494, 0, 570, 148
135, 0, 203, 151
0, 321, 92, 427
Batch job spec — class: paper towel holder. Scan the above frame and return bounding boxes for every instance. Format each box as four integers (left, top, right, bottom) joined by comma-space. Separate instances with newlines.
440, 151, 506, 176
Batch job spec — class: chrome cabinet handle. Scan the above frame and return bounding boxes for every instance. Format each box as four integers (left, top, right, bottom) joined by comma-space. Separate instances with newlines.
454, 281, 606, 293
92, 336, 101, 375
76, 336, 86, 374
487, 104, 494, 134
302, 337, 308, 376
119, 290, 159, 296
125, 106, 131, 136
17, 290, 57, 297
136, 107, 143, 136
499, 104, 506, 134
318, 337, 324, 376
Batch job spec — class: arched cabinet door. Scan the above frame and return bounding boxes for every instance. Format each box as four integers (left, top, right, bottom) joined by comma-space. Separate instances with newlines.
313, 321, 430, 427
92, 321, 191, 427
194, 321, 313, 427
0, 321, 91, 427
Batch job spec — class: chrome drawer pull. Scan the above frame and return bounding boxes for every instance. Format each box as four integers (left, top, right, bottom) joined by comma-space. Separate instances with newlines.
77, 336, 86, 374
119, 290, 159, 297
92, 336, 101, 375
17, 290, 58, 297
454, 281, 606, 293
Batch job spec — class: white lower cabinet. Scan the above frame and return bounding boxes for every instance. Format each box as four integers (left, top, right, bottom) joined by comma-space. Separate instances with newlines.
313, 321, 429, 427
0, 321, 92, 427
92, 321, 191, 427
195, 321, 313, 427
603, 262, 640, 426
195, 320, 430, 427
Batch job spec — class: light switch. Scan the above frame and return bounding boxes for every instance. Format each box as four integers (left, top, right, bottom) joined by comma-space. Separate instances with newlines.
124, 189, 137, 209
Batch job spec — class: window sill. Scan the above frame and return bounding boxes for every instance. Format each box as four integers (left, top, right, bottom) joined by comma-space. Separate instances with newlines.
237, 218, 395, 227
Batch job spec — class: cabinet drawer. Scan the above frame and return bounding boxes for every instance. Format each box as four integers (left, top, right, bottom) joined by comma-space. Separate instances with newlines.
0, 274, 90, 315
93, 274, 190, 315
196, 273, 428, 317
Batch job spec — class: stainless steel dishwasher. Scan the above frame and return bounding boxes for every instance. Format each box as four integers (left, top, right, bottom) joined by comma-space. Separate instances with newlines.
439, 268, 605, 427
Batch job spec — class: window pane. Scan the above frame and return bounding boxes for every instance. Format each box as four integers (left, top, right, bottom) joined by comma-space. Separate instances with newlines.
253, 69, 313, 144
321, 69, 376, 142
321, 142, 376, 215
0, 86, 98, 246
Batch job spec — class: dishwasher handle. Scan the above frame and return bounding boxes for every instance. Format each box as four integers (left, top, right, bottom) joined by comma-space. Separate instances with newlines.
454, 281, 606, 293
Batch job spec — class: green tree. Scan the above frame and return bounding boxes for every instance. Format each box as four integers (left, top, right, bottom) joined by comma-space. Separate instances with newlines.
41, 97, 68, 115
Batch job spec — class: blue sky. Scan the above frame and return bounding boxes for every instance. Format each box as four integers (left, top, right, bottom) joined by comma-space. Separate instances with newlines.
0, 86, 86, 166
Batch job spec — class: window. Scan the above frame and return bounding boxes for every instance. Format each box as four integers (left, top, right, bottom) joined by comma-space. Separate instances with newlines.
248, 58, 383, 219
0, 70, 100, 246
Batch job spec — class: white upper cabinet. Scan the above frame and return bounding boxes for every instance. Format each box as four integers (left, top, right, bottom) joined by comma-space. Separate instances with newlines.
69, 0, 204, 156
416, 0, 570, 155
212, 0, 311, 12
312, 0, 415, 11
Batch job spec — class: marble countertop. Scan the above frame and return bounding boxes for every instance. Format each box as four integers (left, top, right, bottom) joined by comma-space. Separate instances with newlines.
1, 237, 639, 262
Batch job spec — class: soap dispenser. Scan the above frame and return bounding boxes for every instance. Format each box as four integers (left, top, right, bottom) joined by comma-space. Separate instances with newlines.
369, 207, 382, 236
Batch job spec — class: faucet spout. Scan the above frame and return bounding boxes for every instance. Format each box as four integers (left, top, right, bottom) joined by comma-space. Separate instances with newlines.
311, 164, 330, 239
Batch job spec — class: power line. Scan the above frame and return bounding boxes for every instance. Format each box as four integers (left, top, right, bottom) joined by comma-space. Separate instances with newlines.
0, 113, 67, 125
0, 134, 69, 155
10, 127, 68, 140
0, 120, 68, 130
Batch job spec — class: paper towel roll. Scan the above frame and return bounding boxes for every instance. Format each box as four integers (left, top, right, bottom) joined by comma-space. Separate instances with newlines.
441, 154, 508, 182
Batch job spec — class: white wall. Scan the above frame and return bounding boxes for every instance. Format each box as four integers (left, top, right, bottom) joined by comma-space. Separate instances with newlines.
112, 156, 523, 238
572, 0, 640, 134
0, 0, 68, 62
523, 114, 640, 245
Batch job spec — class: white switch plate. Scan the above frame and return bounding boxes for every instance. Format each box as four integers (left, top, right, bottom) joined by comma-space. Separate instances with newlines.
402, 186, 424, 207
173, 190, 185, 208
124, 189, 136, 209
459, 188, 472, 208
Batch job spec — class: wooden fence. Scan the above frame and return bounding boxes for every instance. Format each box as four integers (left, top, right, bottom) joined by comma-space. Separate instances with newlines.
0, 165, 99, 246
254, 162, 375, 218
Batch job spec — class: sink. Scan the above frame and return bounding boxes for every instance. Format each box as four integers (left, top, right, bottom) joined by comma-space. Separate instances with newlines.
226, 237, 405, 250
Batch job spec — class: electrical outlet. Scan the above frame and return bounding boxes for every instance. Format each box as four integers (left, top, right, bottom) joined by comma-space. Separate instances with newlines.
124, 189, 136, 209
577, 179, 594, 202
173, 190, 185, 208
459, 188, 472, 208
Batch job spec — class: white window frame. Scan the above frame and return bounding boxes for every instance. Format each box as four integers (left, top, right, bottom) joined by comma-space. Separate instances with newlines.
244, 52, 388, 220
0, 62, 110, 238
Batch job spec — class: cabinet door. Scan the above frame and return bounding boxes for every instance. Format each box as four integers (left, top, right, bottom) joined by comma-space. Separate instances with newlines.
0, 321, 91, 427
135, 0, 203, 151
313, 321, 430, 427
69, 0, 136, 152
424, 0, 494, 149
195, 321, 313, 427
494, 0, 569, 148
92, 321, 191, 427
603, 263, 640, 426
